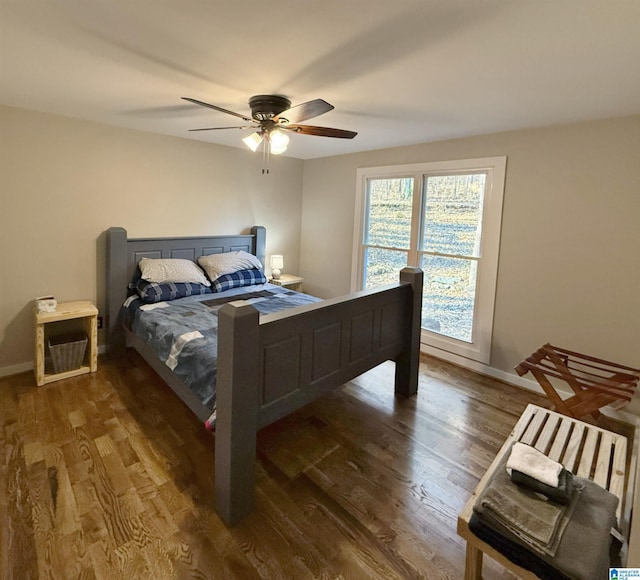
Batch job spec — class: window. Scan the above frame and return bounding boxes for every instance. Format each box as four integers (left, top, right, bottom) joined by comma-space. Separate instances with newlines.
352, 157, 506, 364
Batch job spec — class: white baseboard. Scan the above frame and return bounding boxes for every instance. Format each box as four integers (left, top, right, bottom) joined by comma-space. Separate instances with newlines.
421, 343, 545, 392
0, 360, 33, 378
0, 345, 107, 379
421, 343, 639, 424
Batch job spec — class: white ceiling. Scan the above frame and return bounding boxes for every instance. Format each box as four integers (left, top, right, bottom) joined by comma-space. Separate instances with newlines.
2, 1, 640, 160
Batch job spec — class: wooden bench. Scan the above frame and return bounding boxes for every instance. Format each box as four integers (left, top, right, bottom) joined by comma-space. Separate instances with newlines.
457, 404, 634, 579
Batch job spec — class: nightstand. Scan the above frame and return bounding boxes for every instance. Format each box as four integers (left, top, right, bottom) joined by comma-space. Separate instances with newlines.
34, 300, 98, 386
269, 274, 304, 292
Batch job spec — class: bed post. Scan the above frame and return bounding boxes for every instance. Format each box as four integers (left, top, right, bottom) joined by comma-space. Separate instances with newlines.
106, 227, 128, 356
251, 226, 266, 269
395, 267, 423, 397
215, 302, 260, 526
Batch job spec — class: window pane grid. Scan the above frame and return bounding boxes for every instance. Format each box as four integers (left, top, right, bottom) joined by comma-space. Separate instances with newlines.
364, 243, 410, 253
363, 247, 408, 290
421, 254, 478, 343
364, 177, 414, 250
420, 250, 480, 262
421, 172, 486, 258
356, 157, 505, 363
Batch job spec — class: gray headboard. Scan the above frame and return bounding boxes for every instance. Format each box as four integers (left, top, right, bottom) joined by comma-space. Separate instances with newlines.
106, 225, 266, 352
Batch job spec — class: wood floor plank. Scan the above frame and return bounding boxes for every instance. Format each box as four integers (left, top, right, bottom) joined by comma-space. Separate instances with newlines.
0, 351, 633, 579
1, 425, 38, 580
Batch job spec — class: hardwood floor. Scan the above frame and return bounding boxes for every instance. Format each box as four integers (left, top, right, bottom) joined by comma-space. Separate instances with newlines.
0, 351, 633, 579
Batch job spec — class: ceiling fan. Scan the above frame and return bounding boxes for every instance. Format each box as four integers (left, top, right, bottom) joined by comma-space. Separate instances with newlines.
182, 95, 357, 171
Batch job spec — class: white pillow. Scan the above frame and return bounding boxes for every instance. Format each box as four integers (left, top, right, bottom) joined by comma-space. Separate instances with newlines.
198, 251, 263, 281
138, 257, 211, 286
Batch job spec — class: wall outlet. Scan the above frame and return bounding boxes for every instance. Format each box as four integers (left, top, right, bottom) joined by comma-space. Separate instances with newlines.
97, 316, 103, 329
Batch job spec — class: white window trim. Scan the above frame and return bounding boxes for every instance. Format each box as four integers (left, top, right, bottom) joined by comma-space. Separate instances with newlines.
352, 156, 507, 365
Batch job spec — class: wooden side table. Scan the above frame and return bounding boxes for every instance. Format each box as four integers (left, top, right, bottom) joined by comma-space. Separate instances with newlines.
269, 274, 304, 292
34, 300, 98, 386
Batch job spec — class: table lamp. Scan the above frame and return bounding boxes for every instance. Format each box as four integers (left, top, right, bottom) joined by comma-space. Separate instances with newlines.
270, 255, 284, 280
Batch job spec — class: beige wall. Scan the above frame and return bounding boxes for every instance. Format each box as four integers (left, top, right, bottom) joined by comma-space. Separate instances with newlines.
2, 105, 638, 397
300, 115, 640, 396
0, 104, 304, 371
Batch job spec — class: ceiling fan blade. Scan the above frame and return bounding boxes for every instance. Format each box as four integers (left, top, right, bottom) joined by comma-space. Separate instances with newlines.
275, 99, 334, 124
285, 125, 357, 139
188, 126, 255, 132
181, 97, 253, 122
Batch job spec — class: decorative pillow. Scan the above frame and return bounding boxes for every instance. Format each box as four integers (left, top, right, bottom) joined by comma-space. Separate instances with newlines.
136, 279, 212, 304
211, 269, 267, 293
198, 251, 263, 282
138, 257, 210, 286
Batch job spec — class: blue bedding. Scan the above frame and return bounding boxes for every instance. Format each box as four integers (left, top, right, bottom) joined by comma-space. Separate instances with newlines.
123, 283, 321, 426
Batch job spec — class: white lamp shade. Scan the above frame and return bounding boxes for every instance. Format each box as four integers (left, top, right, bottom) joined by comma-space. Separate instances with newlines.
242, 132, 263, 152
269, 130, 289, 155
270, 255, 284, 269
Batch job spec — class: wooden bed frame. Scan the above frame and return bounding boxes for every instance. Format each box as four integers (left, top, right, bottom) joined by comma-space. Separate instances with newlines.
106, 226, 423, 525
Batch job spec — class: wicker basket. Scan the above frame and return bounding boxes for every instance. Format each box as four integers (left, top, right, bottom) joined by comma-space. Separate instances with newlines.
48, 332, 88, 374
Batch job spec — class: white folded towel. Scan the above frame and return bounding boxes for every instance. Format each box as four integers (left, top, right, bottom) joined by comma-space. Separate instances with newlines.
506, 442, 563, 488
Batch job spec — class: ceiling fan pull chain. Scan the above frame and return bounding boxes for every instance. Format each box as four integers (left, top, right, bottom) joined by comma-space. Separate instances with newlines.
262, 136, 269, 174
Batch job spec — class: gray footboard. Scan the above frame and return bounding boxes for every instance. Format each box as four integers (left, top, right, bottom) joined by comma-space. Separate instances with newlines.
215, 267, 423, 525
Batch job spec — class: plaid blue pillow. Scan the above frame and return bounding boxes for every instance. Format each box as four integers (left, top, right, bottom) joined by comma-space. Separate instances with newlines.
212, 269, 267, 292
136, 279, 212, 303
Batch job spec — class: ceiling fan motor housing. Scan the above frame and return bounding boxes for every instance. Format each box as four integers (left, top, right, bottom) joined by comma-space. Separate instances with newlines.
183, 94, 356, 141
249, 95, 292, 121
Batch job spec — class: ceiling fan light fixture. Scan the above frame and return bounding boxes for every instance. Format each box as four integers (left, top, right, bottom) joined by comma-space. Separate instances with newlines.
184, 95, 357, 172
269, 129, 289, 155
242, 132, 263, 152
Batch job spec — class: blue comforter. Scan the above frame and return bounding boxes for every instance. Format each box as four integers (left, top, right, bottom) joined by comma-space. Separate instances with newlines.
124, 284, 321, 425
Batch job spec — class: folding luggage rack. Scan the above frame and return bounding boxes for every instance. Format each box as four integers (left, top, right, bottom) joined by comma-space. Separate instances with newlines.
515, 343, 639, 421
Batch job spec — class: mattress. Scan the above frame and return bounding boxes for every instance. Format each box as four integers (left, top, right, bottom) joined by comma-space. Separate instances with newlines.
122, 283, 321, 425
